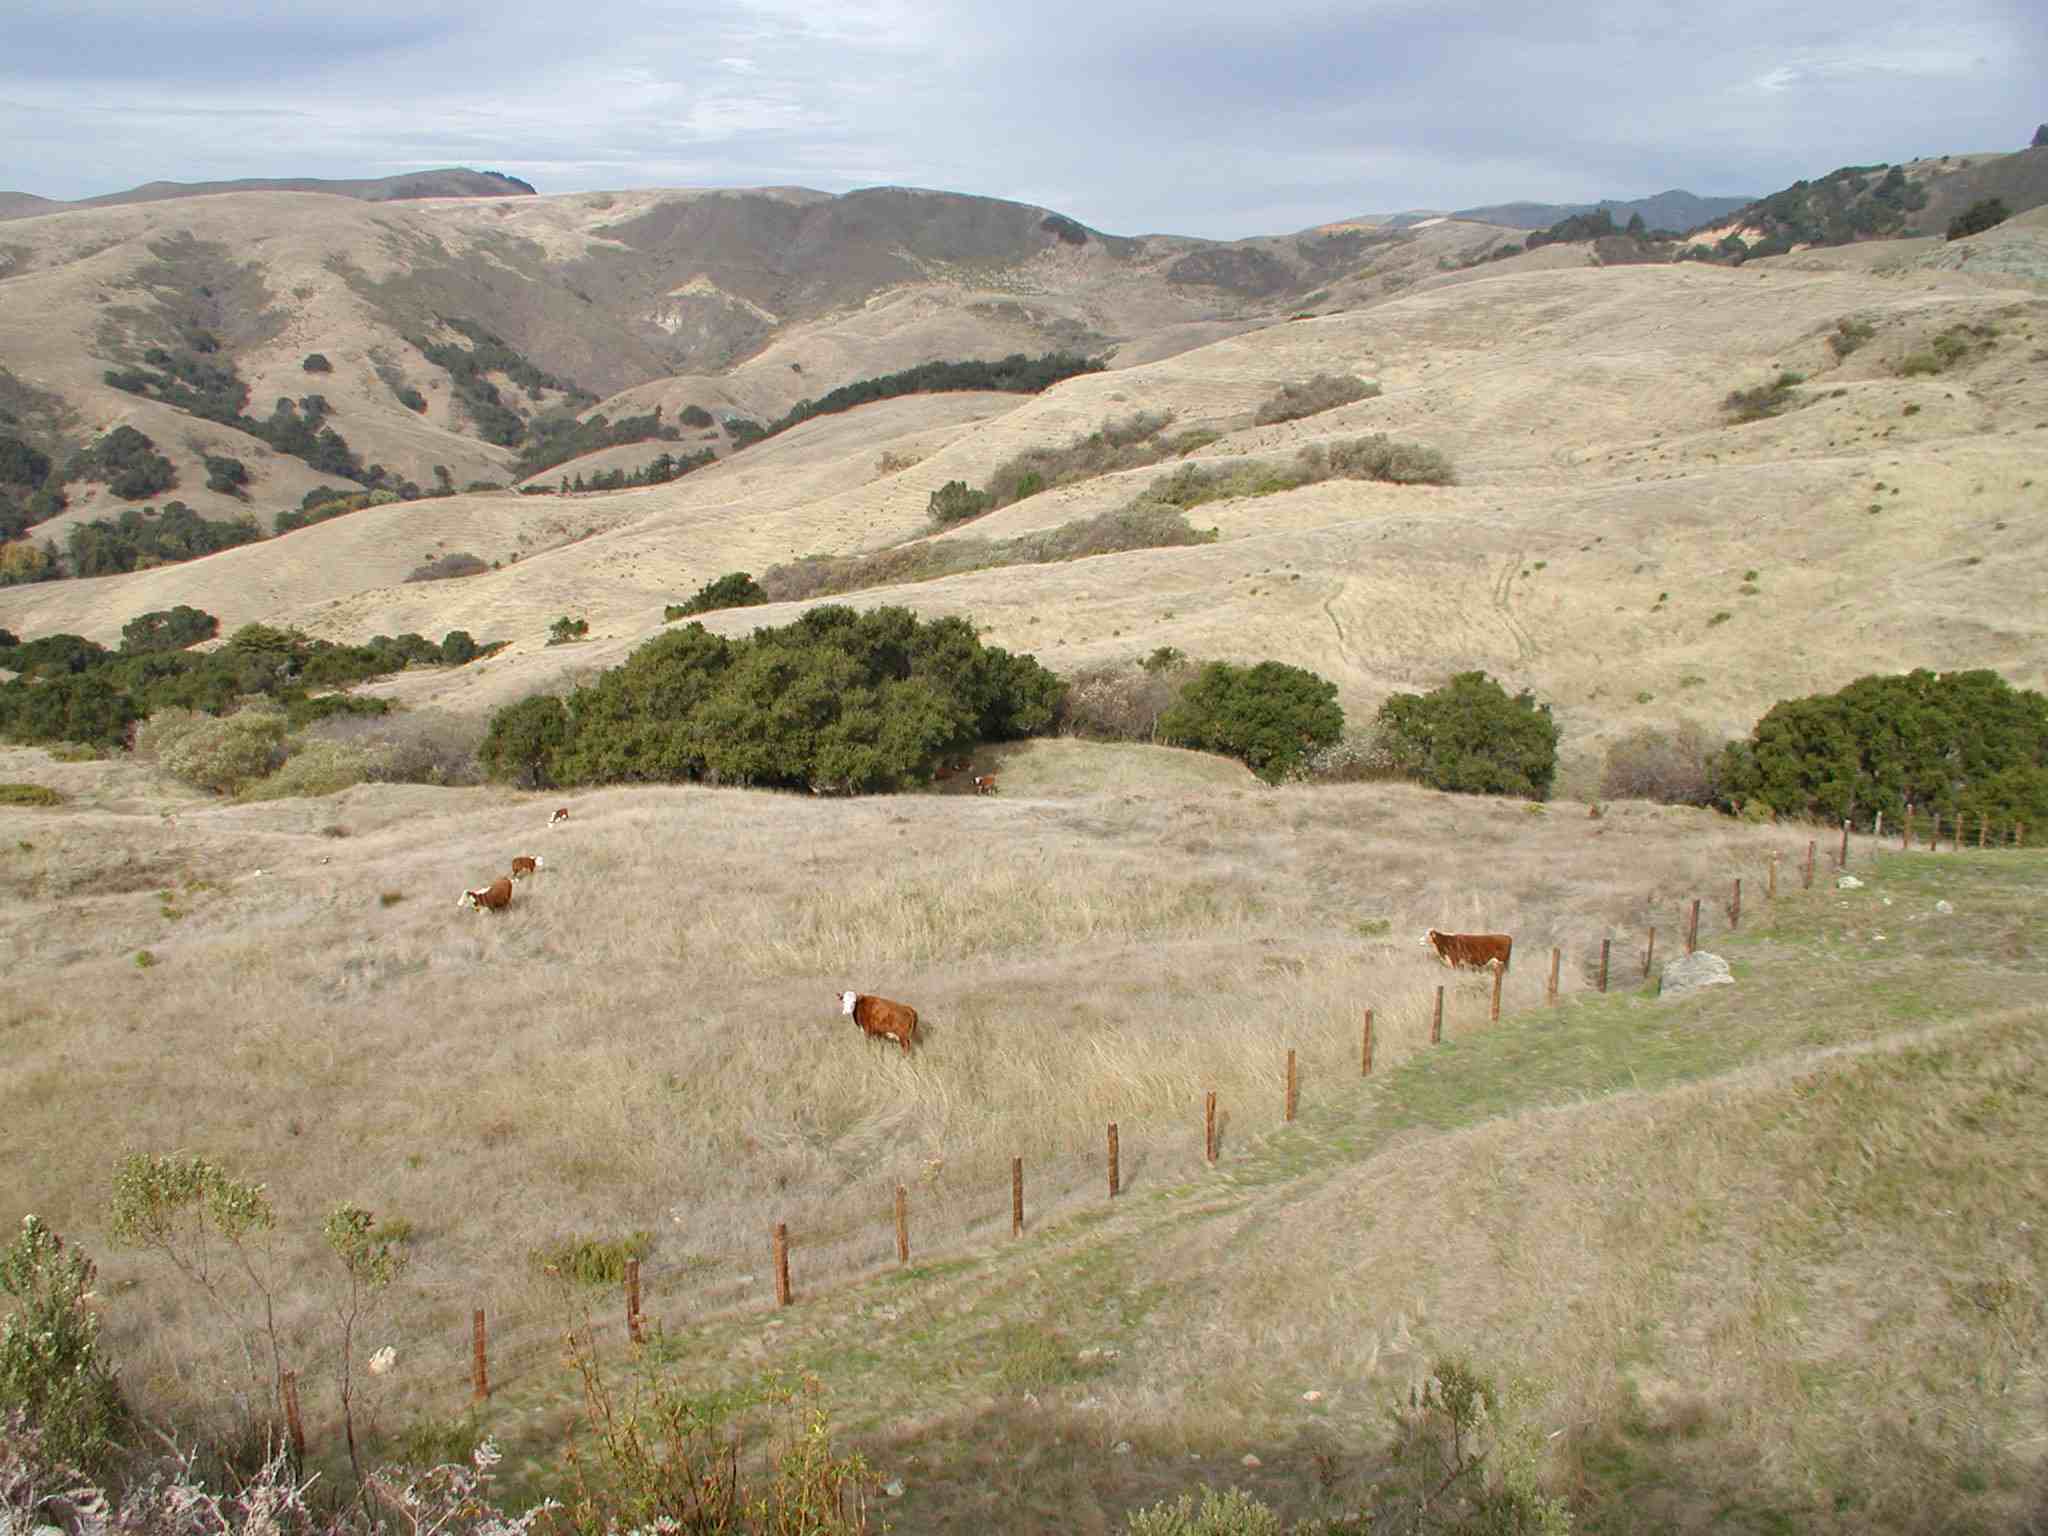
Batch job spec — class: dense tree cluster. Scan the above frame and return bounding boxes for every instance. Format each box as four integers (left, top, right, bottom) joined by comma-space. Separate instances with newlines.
1716, 668, 2048, 829
480, 606, 1063, 792
102, 352, 379, 484
413, 318, 594, 448
0, 621, 501, 750
520, 447, 716, 496
666, 570, 769, 618
513, 406, 684, 479
65, 502, 261, 576
736, 352, 1105, 455
1946, 197, 2012, 240
1157, 660, 1345, 782
65, 426, 177, 501
1374, 671, 1561, 800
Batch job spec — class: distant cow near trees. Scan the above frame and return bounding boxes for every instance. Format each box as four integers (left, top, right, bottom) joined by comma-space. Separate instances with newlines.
1421, 929, 1512, 972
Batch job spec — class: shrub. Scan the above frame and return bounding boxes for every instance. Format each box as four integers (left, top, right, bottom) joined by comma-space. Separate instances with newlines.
156, 707, 289, 795
547, 615, 590, 646
1291, 731, 1403, 784
530, 1231, 654, 1286
396, 385, 427, 412
478, 694, 570, 788
203, 454, 249, 496
0, 1217, 127, 1475
1600, 721, 1723, 804
1055, 657, 1194, 741
927, 479, 994, 527
301, 353, 333, 373
121, 604, 219, 653
1946, 197, 2010, 240
243, 739, 371, 799
1253, 372, 1381, 426
1158, 660, 1344, 782
1124, 1487, 1283, 1535
68, 425, 176, 500
406, 552, 491, 582
670, 570, 769, 618
678, 403, 714, 429
1374, 671, 1561, 800
1827, 317, 1875, 358
0, 784, 65, 807
1722, 372, 1804, 423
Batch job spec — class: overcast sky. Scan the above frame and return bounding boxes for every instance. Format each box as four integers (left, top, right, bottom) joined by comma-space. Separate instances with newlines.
5, 0, 2044, 238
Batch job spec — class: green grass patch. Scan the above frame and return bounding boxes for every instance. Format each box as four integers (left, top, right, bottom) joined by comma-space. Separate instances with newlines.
530, 1230, 654, 1285
0, 783, 66, 807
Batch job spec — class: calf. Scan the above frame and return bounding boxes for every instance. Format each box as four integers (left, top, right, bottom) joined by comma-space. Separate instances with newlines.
548, 807, 571, 827
461, 877, 514, 912
1421, 929, 1512, 972
972, 774, 998, 796
510, 855, 543, 879
839, 991, 919, 1054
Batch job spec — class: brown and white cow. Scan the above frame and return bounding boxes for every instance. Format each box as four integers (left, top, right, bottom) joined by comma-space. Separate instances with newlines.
1421, 929, 1512, 972
972, 774, 998, 796
839, 991, 919, 1053
461, 877, 514, 912
548, 807, 571, 827
510, 855, 543, 879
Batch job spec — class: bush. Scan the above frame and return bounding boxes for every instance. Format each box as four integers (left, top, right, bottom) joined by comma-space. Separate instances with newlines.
156, 707, 289, 795
0, 783, 65, 807
530, 1231, 654, 1286
927, 479, 994, 527
1124, 1487, 1283, 1536
1291, 732, 1403, 784
301, 353, 333, 373
242, 738, 371, 799
1827, 317, 1875, 358
1056, 656, 1195, 741
1717, 667, 2048, 828
1722, 372, 1804, 423
406, 552, 491, 582
121, 604, 220, 653
68, 425, 177, 500
1375, 672, 1561, 800
203, 453, 249, 496
547, 615, 590, 646
678, 403, 714, 429
1158, 660, 1344, 782
1946, 197, 2011, 240
1253, 372, 1381, 426
311, 708, 488, 786
1600, 720, 1723, 804
0, 1217, 127, 1476
669, 570, 769, 618
479, 694, 570, 788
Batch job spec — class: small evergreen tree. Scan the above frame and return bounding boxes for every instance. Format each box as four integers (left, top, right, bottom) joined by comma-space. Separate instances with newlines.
1374, 671, 1561, 800
1157, 660, 1344, 782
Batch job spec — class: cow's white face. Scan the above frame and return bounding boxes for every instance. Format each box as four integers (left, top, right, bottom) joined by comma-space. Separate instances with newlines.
534, 855, 545, 871
839, 991, 858, 1016
1418, 930, 1437, 947
460, 891, 477, 909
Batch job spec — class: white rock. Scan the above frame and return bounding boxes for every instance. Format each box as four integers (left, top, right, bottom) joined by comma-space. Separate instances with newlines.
1935, 900, 1954, 914
1837, 874, 1864, 889
1302, 1390, 1324, 1403
1113, 1441, 1133, 1456
1658, 951, 1733, 1000
883, 1479, 905, 1498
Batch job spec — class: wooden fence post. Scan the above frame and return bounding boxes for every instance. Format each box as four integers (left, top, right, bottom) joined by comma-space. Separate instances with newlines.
1927, 814, 1938, 851
1011, 1157, 1024, 1237
1284, 1049, 1297, 1122
1903, 806, 1913, 850
895, 1185, 909, 1263
1839, 820, 1849, 868
626, 1258, 643, 1345
1768, 855, 1777, 900
1643, 926, 1656, 981
1489, 963, 1503, 1020
471, 1309, 488, 1401
1597, 938, 1610, 993
1431, 985, 1444, 1044
1730, 877, 1742, 930
1950, 817, 1961, 853
1804, 841, 1815, 888
1546, 947, 1560, 1006
281, 1368, 307, 1465
773, 1223, 791, 1307
1107, 1124, 1120, 1199
1361, 1008, 1375, 1076
1686, 899, 1700, 955
1979, 813, 1988, 850
2018, 822, 2026, 848
1204, 1091, 1217, 1165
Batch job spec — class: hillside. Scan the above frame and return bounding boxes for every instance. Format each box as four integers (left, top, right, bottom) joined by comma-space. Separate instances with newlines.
0, 167, 538, 220
1441, 189, 1757, 233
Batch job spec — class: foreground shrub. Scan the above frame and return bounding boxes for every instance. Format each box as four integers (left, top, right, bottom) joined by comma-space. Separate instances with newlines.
156, 706, 289, 795
1717, 667, 2048, 828
1600, 720, 1723, 805
1375, 672, 1560, 800
0, 1218, 127, 1476
309, 708, 489, 786
1253, 372, 1381, 426
1158, 660, 1344, 782
531, 1231, 654, 1286
1125, 1486, 1284, 1535
242, 738, 372, 799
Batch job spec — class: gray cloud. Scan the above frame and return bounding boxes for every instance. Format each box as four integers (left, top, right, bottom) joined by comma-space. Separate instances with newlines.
2, 0, 2042, 237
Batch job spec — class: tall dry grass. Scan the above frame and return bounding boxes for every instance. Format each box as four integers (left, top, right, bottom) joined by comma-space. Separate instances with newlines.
0, 759, 1825, 1444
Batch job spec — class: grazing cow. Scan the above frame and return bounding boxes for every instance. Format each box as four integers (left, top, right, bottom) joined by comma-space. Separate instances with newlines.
510, 855, 543, 879
839, 991, 919, 1053
972, 774, 998, 796
548, 807, 571, 827
1421, 929, 1512, 972
461, 877, 514, 912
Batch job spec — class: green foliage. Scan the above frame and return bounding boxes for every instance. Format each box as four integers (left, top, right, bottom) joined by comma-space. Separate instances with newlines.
1946, 197, 2011, 240
678, 403, 714, 429
1374, 671, 1561, 800
1827, 316, 1876, 359
156, 707, 289, 795
670, 570, 769, 618
0, 672, 138, 750
0, 539, 57, 586
513, 406, 683, 478
414, 319, 593, 447
517, 447, 715, 496
104, 350, 376, 484
1722, 372, 1804, 423
1253, 373, 1381, 426
1716, 668, 2048, 828
1526, 208, 1617, 247
548, 615, 591, 646
441, 630, 479, 665
927, 479, 995, 526
67, 501, 261, 576
531, 1232, 654, 1286
121, 604, 220, 653
324, 1203, 409, 1481
300, 353, 332, 373
1125, 1487, 1284, 1535
967, 409, 1218, 517
67, 424, 177, 500
203, 453, 249, 496
494, 608, 1061, 793
741, 352, 1105, 455
0, 784, 65, 807
0, 1217, 127, 1476
1158, 660, 1344, 782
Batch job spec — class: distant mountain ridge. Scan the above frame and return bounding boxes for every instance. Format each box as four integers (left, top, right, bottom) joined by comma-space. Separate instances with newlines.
1405, 190, 1757, 233
0, 168, 537, 221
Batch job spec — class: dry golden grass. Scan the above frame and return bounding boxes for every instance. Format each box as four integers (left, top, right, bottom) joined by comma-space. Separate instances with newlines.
0, 741, 1820, 1448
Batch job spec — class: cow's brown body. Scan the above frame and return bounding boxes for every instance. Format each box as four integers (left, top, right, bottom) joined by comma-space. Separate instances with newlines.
548, 807, 571, 826
842, 992, 919, 1053
972, 775, 998, 796
511, 855, 541, 879
1424, 929, 1511, 971
463, 877, 514, 912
